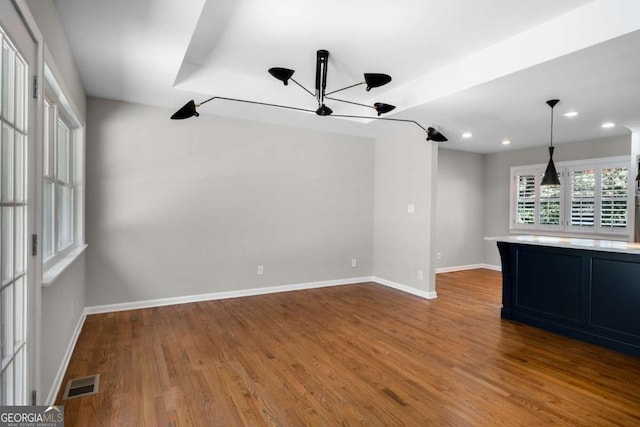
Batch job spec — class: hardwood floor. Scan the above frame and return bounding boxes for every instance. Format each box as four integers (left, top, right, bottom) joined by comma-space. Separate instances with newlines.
56, 269, 640, 426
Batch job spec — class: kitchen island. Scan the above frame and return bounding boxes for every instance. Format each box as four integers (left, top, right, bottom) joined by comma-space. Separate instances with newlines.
495, 235, 640, 357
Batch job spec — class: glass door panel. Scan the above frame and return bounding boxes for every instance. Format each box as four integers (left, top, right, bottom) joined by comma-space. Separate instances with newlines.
0, 8, 32, 405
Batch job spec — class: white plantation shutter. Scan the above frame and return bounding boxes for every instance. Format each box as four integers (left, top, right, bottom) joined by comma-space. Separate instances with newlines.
515, 173, 536, 225
569, 169, 595, 228
600, 167, 628, 230
511, 157, 630, 236
540, 175, 561, 227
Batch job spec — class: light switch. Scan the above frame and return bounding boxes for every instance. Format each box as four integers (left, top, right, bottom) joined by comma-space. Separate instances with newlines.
408, 204, 415, 213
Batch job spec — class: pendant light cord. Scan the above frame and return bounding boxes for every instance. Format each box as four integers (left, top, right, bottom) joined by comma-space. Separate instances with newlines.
550, 104, 554, 148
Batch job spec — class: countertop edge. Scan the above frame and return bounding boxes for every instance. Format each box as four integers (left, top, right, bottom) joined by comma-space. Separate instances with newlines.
485, 235, 640, 255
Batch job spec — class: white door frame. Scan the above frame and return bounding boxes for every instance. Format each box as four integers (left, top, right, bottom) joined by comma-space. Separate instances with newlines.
1, 0, 44, 405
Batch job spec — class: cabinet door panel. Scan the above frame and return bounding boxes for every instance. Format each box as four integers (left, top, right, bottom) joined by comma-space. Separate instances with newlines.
515, 247, 582, 322
591, 258, 640, 339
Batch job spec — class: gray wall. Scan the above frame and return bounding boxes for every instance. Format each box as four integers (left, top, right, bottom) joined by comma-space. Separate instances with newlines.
373, 130, 438, 293
85, 97, 375, 306
39, 255, 85, 401
436, 148, 485, 269
483, 135, 631, 266
25, 0, 87, 403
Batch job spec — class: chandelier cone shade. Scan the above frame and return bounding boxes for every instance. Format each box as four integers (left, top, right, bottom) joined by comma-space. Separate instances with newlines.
171, 100, 199, 120
268, 67, 295, 86
374, 102, 396, 116
426, 127, 448, 142
364, 73, 392, 91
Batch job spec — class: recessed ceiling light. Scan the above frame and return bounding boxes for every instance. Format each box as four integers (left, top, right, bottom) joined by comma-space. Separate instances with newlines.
501, 140, 511, 145
563, 111, 579, 117
462, 132, 472, 138
601, 122, 615, 128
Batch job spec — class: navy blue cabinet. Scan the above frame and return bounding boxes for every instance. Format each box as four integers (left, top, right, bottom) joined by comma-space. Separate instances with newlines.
498, 240, 640, 357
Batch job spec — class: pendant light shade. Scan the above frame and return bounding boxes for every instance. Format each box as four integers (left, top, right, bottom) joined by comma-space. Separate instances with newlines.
541, 146, 560, 186
541, 99, 561, 186
171, 100, 199, 119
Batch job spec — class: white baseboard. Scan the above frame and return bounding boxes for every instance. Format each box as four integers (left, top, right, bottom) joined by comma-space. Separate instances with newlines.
83, 274, 444, 316
436, 263, 501, 273
45, 309, 87, 405
84, 276, 374, 315
372, 276, 437, 299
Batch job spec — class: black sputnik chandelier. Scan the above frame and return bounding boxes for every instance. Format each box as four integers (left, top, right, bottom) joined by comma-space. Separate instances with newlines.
171, 49, 448, 142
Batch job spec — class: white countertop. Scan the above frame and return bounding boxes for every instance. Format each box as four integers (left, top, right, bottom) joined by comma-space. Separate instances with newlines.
486, 235, 640, 255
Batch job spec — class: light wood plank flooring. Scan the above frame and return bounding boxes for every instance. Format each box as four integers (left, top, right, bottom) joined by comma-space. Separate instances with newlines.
56, 269, 640, 425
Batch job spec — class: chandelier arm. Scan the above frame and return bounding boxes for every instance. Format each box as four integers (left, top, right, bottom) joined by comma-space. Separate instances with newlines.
198, 96, 317, 114
330, 114, 427, 132
197, 96, 218, 107
290, 78, 315, 97
324, 96, 376, 111
325, 82, 365, 96
176, 97, 438, 137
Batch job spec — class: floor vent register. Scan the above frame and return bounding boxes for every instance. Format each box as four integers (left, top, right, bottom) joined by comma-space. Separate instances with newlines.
63, 374, 100, 399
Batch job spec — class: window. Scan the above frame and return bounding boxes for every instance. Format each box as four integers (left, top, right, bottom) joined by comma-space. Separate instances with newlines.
510, 157, 630, 237
42, 65, 84, 268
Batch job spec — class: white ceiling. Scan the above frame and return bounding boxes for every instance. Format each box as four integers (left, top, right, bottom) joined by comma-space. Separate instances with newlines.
53, 0, 640, 153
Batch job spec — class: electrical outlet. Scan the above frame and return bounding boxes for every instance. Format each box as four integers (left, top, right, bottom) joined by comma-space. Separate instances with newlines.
437, 252, 442, 260
418, 270, 424, 280
407, 204, 415, 213
257, 265, 264, 275
351, 258, 357, 268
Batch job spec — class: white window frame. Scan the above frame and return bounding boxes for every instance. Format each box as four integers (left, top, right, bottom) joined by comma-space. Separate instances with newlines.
41, 63, 85, 281
510, 156, 630, 238
43, 100, 74, 258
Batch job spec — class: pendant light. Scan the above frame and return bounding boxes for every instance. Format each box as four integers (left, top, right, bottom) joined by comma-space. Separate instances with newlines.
541, 99, 561, 186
